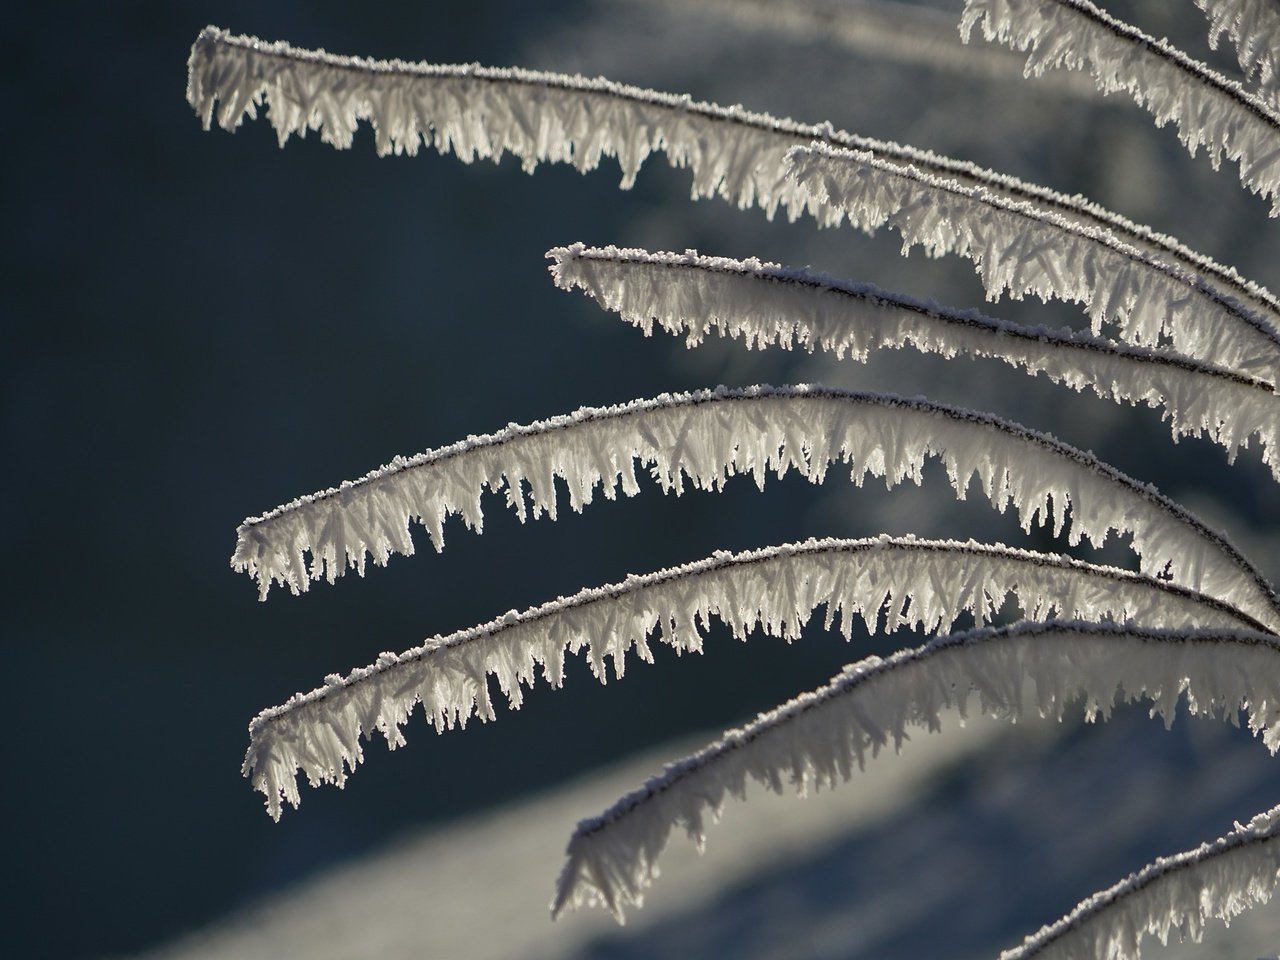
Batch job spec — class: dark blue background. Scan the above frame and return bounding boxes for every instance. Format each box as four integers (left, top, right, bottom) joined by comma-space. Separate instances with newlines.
7, 3, 1279, 958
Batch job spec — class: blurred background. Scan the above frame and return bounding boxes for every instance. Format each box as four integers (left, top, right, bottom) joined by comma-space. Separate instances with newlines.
6, 1, 1280, 957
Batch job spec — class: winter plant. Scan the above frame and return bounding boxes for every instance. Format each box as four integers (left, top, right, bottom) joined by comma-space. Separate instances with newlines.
189, 1, 1280, 957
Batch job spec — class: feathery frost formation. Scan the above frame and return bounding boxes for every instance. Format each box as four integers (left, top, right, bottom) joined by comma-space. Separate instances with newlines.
197, 10, 1280, 953
243, 537, 1262, 819
553, 622, 1280, 921
1003, 804, 1280, 959
185, 25, 862, 223
785, 143, 1280, 385
960, 0, 1280, 212
230, 385, 1280, 630
1195, 0, 1280, 105
185, 26, 1280, 334
549, 244, 1280, 476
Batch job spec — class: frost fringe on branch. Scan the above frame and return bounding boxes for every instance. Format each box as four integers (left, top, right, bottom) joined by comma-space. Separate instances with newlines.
785, 143, 1280, 386
1003, 804, 1280, 960
960, 0, 1280, 211
196, 12, 1280, 955
229, 385, 1280, 630
186, 27, 1280, 332
243, 537, 1263, 820
552, 622, 1280, 922
1194, 0, 1280, 105
549, 243, 1280, 476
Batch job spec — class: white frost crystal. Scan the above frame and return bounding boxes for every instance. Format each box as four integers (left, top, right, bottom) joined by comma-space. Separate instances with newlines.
230, 385, 1280, 631
786, 143, 1280, 385
961, 0, 1280, 211
243, 538, 1262, 820
550, 244, 1280, 476
1003, 802, 1280, 959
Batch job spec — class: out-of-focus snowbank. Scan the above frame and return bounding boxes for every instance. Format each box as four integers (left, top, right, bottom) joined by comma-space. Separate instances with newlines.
135, 712, 1007, 960
132, 702, 1280, 960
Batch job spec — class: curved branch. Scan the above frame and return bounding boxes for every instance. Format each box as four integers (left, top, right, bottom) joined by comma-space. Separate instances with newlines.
961, 0, 1280, 211
549, 243, 1280, 476
644, 0, 1100, 96
1003, 804, 1280, 959
1194, 0, 1280, 106
243, 537, 1263, 819
229, 385, 1280, 630
186, 27, 1280, 335
553, 622, 1280, 920
786, 142, 1280, 385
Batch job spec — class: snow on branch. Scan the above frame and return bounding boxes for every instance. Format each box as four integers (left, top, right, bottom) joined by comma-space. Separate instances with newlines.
960, 0, 1280, 211
786, 142, 1280, 386
186, 27, 1280, 334
243, 537, 1263, 820
230, 385, 1280, 630
552, 622, 1280, 921
1003, 803, 1280, 959
549, 244, 1280, 477
1194, 0, 1280, 107
185, 24, 851, 221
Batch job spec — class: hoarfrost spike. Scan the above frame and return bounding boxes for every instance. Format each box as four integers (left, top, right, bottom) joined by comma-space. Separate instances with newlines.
229, 385, 1280, 631
1194, 0, 1280, 107
960, 0, 1280, 212
187, 27, 1280, 333
549, 244, 1280, 477
552, 622, 1280, 921
204, 15, 1280, 956
785, 143, 1280, 385
243, 538, 1263, 820
1002, 803, 1280, 959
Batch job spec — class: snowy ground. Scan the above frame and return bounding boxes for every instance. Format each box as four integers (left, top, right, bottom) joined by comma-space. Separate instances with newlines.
136, 706, 1279, 960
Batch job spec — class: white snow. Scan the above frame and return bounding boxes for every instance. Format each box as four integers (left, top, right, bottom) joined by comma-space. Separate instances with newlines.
137, 716, 1018, 960
549, 244, 1280, 477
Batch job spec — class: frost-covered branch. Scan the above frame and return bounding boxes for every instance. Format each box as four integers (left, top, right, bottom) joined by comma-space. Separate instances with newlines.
230, 385, 1280, 630
553, 621, 1280, 920
187, 27, 1280, 332
786, 143, 1280, 385
960, 0, 1280, 211
1003, 803, 1280, 959
1195, 0, 1280, 106
243, 537, 1263, 819
549, 244, 1280, 476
